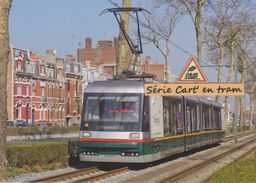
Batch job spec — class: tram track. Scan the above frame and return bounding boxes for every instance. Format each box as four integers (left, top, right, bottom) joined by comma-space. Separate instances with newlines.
124, 133, 256, 183
32, 131, 256, 183
158, 135, 256, 183
33, 166, 129, 183
222, 129, 256, 142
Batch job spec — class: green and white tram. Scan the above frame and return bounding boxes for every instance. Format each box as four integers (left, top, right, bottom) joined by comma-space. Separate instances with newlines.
79, 80, 224, 163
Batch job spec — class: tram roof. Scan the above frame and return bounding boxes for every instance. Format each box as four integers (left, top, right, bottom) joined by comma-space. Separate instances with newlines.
85, 80, 145, 93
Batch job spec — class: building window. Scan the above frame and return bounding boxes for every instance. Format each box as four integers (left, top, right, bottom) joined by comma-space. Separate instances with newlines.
59, 87, 62, 99
66, 63, 70, 72
57, 68, 62, 80
47, 67, 54, 78
41, 87, 45, 97
17, 84, 22, 95
41, 65, 45, 76
30, 64, 35, 74
16, 105, 21, 119
67, 98, 70, 114
76, 80, 78, 95
32, 84, 36, 96
16, 108, 19, 119
26, 85, 29, 96
67, 80, 70, 91
16, 61, 23, 72
52, 85, 54, 97
74, 65, 78, 73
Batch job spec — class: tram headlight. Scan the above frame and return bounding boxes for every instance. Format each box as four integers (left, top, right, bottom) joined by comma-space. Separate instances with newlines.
129, 133, 140, 139
82, 132, 91, 138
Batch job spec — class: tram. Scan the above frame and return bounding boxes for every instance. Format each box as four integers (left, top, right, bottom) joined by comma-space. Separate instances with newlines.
79, 79, 224, 163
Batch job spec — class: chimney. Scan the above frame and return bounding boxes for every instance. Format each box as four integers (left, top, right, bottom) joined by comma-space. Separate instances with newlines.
85, 37, 92, 48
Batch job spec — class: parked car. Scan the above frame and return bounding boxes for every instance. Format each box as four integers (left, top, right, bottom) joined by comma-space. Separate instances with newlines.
4, 121, 15, 127
15, 120, 28, 127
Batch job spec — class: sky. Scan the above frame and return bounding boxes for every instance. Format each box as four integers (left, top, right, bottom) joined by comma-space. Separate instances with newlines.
10, 0, 249, 107
9, 0, 242, 85
9, 0, 200, 77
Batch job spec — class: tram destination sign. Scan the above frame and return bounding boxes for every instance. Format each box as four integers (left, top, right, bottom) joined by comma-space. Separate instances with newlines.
144, 83, 244, 96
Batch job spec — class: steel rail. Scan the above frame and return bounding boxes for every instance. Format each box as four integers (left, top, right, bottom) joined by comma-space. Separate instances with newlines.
159, 136, 256, 183
222, 129, 256, 142
33, 166, 99, 182
75, 166, 129, 183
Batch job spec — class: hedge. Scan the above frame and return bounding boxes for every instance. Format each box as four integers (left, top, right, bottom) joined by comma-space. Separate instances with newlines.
7, 126, 79, 136
6, 141, 69, 168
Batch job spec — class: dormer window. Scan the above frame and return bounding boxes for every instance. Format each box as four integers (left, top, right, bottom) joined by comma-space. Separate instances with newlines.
47, 67, 54, 78
41, 65, 45, 76
74, 65, 78, 73
16, 61, 22, 72
57, 68, 63, 79
66, 63, 70, 72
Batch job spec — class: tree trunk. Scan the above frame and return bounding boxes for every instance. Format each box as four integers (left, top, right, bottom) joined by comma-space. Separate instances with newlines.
0, 0, 12, 168
215, 41, 224, 104
224, 45, 234, 131
195, 0, 203, 64
117, 0, 131, 75
249, 82, 256, 129
164, 40, 170, 81
239, 58, 246, 130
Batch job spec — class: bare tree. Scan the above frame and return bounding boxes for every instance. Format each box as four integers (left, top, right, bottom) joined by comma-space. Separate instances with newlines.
246, 55, 256, 128
0, 0, 12, 168
204, 0, 256, 130
141, 1, 183, 81
204, 0, 230, 103
161, 0, 208, 64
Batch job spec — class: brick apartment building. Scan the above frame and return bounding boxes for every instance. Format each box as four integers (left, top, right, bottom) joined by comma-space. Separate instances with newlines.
7, 47, 107, 126
140, 56, 166, 81
77, 37, 169, 80
65, 61, 83, 126
77, 37, 120, 76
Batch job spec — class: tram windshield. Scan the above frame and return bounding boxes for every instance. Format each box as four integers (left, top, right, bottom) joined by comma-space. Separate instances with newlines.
82, 93, 142, 131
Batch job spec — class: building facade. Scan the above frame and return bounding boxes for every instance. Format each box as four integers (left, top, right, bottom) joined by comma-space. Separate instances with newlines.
7, 47, 107, 126
77, 37, 118, 77
77, 37, 170, 80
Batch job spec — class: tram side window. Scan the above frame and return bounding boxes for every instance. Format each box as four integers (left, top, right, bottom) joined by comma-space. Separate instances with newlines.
186, 102, 199, 133
176, 100, 183, 134
170, 99, 183, 135
202, 105, 211, 131
213, 107, 221, 130
186, 106, 192, 134
163, 98, 183, 135
163, 98, 170, 135
191, 104, 200, 132
170, 101, 177, 135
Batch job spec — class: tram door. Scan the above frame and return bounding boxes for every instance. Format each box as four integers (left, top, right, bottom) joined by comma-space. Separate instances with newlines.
149, 96, 164, 138
185, 105, 192, 151
149, 96, 164, 154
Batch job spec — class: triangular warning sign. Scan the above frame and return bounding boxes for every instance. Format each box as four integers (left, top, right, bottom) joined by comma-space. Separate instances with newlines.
177, 57, 208, 82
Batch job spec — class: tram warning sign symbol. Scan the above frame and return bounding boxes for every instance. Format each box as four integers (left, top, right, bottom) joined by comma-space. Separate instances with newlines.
177, 57, 208, 82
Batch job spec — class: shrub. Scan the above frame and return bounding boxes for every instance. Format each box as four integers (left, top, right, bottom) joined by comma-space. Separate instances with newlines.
6, 126, 79, 136
6, 141, 69, 168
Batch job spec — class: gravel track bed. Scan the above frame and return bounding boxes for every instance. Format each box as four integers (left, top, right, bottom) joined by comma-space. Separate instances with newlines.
6, 166, 81, 182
